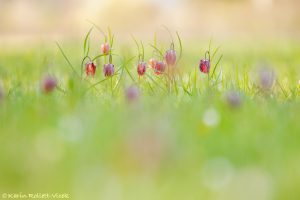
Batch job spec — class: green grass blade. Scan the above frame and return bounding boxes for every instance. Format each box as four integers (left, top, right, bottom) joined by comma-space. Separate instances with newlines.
124, 65, 136, 83
176, 31, 183, 60
211, 54, 223, 78
146, 73, 167, 93
162, 25, 174, 44
55, 42, 80, 78
84, 27, 93, 56
211, 46, 221, 62
86, 20, 107, 40
149, 44, 164, 58
131, 34, 140, 57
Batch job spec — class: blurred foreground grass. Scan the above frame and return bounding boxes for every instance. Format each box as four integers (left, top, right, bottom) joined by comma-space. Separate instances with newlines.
0, 39, 300, 200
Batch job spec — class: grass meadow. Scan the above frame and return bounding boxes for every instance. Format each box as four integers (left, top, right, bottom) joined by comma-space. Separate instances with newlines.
0, 30, 300, 200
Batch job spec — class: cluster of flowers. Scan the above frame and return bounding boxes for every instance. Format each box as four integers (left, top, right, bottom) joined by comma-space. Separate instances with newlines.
42, 29, 211, 94
84, 42, 210, 78
85, 42, 115, 77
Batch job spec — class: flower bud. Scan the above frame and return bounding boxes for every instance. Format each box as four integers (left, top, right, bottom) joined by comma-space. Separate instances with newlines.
101, 42, 110, 55
165, 49, 177, 66
148, 58, 157, 69
86, 62, 96, 77
103, 63, 115, 77
199, 59, 210, 74
137, 62, 147, 76
154, 61, 166, 75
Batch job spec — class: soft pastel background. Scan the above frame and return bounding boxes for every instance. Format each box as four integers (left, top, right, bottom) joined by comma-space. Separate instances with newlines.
1, 0, 300, 45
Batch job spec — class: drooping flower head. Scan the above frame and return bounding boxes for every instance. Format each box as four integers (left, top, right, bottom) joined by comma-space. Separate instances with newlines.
200, 51, 211, 74
103, 64, 114, 77
101, 42, 110, 55
85, 62, 96, 77
137, 62, 147, 76
149, 58, 157, 69
165, 48, 177, 66
103, 54, 115, 77
154, 61, 166, 75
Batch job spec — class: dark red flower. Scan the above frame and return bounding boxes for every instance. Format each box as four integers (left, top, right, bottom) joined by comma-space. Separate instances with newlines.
86, 62, 96, 77
103, 63, 115, 77
154, 61, 166, 75
200, 59, 210, 74
137, 62, 147, 76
